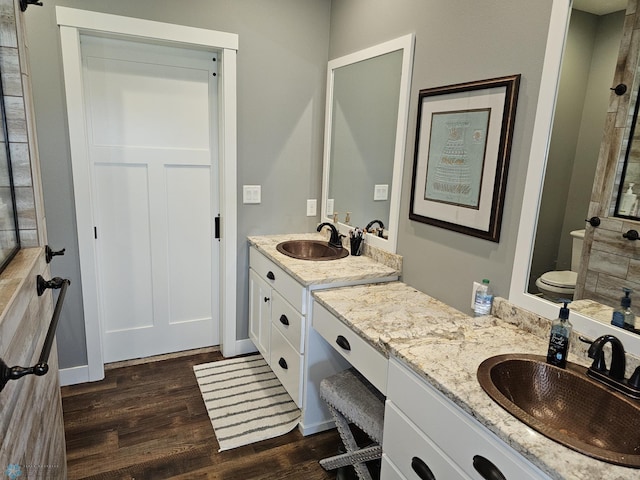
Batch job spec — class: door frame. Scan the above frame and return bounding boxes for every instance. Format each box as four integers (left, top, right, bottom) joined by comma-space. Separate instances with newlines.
57, 7, 239, 383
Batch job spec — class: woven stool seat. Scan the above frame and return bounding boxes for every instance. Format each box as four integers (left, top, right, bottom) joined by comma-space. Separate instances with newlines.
319, 368, 385, 480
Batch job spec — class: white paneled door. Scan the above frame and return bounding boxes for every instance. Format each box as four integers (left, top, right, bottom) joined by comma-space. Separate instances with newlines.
81, 35, 220, 363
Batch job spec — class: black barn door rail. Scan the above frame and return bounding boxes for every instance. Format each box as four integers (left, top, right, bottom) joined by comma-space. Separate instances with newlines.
0, 275, 70, 392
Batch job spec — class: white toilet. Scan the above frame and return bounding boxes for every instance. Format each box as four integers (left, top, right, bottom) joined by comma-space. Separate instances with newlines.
535, 229, 585, 302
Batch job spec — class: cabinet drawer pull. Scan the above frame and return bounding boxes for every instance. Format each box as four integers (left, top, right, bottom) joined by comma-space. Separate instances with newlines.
279, 314, 289, 326
411, 456, 435, 480
473, 455, 506, 480
264, 296, 270, 303
267, 271, 275, 280
336, 335, 351, 351
278, 357, 288, 370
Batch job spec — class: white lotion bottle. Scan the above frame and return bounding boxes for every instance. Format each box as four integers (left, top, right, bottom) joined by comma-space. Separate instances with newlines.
620, 183, 637, 215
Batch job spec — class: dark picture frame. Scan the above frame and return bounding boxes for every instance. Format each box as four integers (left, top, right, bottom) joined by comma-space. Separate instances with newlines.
409, 74, 521, 242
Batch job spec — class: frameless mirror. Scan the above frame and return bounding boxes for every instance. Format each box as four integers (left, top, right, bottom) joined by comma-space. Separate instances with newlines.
0, 66, 20, 273
614, 78, 640, 218
528, 4, 625, 299
321, 34, 414, 253
511, 0, 640, 356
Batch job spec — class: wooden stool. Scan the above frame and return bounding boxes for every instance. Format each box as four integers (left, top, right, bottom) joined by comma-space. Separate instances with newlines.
319, 368, 385, 480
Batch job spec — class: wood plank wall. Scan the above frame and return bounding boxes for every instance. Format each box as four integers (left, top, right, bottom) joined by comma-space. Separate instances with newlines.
576, 0, 640, 307
0, 249, 67, 478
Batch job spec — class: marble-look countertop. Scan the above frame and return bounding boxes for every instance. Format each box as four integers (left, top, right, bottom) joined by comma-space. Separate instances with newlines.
312, 282, 639, 480
247, 233, 401, 287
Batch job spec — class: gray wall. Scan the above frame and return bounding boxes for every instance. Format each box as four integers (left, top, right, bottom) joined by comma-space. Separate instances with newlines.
25, 0, 331, 368
25, 0, 569, 370
329, 0, 554, 314
531, 9, 623, 290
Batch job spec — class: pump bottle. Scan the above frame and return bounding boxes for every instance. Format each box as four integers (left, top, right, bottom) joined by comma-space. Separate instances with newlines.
612, 288, 635, 329
546, 300, 572, 368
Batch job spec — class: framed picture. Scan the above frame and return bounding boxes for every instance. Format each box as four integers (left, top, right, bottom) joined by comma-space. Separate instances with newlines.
409, 74, 520, 242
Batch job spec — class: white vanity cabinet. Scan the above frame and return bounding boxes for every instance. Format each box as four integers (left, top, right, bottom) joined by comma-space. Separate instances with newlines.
249, 247, 307, 406
312, 302, 388, 394
382, 358, 551, 480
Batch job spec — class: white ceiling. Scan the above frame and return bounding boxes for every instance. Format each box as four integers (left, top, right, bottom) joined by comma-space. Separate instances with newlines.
573, 0, 627, 15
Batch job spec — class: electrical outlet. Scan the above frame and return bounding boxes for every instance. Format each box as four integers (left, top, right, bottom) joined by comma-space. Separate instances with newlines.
307, 199, 317, 216
243, 185, 261, 204
471, 281, 482, 309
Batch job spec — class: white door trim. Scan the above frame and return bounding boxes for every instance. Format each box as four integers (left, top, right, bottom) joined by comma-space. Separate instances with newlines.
57, 7, 238, 383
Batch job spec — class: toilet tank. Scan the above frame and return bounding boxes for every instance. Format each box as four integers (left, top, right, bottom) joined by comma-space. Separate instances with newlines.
570, 229, 585, 272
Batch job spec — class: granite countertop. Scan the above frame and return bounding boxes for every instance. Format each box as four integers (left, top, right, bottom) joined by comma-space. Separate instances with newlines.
312, 282, 639, 480
247, 233, 401, 286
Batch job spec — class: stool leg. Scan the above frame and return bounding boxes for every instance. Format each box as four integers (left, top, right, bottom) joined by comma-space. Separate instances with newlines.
321, 404, 375, 480
319, 445, 382, 470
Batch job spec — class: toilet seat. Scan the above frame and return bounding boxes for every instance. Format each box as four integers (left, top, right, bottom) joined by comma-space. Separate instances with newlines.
539, 270, 577, 288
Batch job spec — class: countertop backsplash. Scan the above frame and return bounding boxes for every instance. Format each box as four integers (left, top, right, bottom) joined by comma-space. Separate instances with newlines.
493, 296, 640, 377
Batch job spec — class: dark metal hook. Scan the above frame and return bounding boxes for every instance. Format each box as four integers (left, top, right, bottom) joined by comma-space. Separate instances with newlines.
585, 216, 601, 227
611, 84, 628, 96
19, 0, 43, 12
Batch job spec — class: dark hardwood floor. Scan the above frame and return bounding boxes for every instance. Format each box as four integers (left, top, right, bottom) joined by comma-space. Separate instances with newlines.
61, 350, 343, 479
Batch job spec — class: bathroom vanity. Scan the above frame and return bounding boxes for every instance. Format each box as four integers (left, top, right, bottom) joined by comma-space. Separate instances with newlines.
247, 233, 401, 434
312, 282, 640, 480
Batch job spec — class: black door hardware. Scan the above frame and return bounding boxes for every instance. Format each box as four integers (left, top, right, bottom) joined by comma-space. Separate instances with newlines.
623, 229, 639, 241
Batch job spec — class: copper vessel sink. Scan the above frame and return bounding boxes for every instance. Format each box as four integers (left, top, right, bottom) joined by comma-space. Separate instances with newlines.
477, 354, 640, 468
276, 240, 349, 261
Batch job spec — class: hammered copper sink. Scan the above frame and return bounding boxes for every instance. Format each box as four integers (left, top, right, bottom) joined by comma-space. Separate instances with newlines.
276, 240, 349, 261
477, 354, 640, 468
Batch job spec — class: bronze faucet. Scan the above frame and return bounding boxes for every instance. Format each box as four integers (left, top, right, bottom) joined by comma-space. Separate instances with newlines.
317, 222, 344, 249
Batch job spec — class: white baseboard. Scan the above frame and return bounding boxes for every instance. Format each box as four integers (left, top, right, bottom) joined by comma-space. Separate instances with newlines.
234, 338, 258, 356
298, 419, 335, 436
59, 365, 89, 386
59, 340, 257, 386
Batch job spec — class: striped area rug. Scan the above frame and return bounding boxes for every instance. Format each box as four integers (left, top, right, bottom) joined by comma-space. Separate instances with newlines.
193, 355, 301, 452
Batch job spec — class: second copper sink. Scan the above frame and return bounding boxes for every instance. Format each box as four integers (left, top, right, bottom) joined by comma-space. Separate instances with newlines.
276, 239, 349, 261
477, 354, 640, 468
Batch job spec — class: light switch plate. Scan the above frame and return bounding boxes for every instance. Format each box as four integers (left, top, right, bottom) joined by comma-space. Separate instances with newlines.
307, 199, 317, 216
374, 184, 389, 201
243, 185, 261, 204
326, 198, 334, 215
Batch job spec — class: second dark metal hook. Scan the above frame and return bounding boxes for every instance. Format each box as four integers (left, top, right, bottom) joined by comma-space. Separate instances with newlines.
36, 275, 68, 297
19, 0, 43, 12
611, 84, 628, 96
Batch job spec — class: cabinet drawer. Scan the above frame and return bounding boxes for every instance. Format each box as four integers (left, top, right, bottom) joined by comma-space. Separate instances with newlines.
272, 290, 305, 353
384, 402, 470, 480
381, 455, 407, 480
270, 326, 303, 408
387, 358, 549, 480
250, 247, 306, 313
313, 302, 387, 394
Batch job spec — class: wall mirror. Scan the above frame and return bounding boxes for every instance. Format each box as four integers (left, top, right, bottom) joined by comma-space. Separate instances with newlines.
0, 68, 20, 273
511, 0, 640, 356
321, 34, 414, 253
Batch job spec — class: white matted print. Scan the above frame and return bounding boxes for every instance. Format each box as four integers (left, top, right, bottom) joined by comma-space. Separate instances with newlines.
409, 75, 520, 242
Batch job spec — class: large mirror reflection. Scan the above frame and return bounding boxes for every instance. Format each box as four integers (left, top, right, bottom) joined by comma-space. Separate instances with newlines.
511, 0, 640, 357
321, 34, 414, 253
328, 49, 403, 234
529, 4, 625, 302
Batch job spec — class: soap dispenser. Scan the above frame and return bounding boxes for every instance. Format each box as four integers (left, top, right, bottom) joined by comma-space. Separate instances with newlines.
620, 183, 637, 215
612, 287, 635, 329
546, 300, 572, 368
